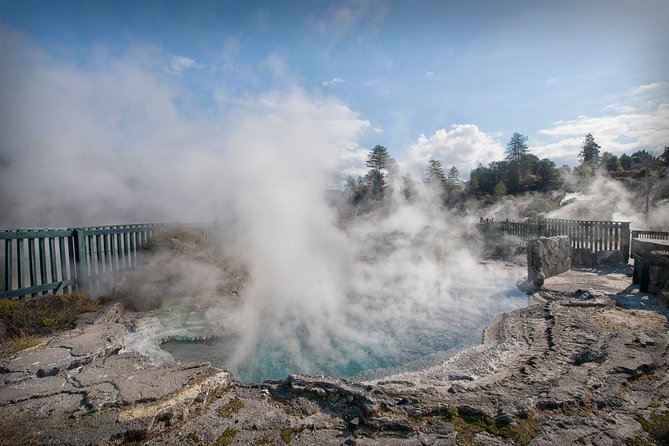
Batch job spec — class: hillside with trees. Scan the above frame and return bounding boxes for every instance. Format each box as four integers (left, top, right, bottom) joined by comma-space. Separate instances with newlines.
343, 133, 668, 225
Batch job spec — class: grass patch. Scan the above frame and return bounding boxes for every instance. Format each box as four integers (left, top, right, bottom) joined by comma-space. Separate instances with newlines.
214, 427, 238, 446
280, 427, 303, 445
440, 406, 539, 446
143, 225, 207, 253
254, 436, 271, 445
636, 411, 669, 446
0, 292, 100, 337
216, 397, 245, 418
0, 332, 44, 355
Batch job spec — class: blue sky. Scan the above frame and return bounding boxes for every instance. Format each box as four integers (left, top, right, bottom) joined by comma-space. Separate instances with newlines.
1, 0, 668, 178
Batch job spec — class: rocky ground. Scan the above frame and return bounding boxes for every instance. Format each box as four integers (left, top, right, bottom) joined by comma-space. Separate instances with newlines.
1, 265, 668, 446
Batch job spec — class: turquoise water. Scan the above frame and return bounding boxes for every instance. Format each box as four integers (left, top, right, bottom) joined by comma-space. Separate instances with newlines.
161, 287, 526, 383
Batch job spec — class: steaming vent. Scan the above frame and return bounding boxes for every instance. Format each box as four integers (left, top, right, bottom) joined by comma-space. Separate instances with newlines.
123, 218, 526, 383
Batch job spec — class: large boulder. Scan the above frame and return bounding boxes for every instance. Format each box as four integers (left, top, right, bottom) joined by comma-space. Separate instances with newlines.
527, 236, 572, 287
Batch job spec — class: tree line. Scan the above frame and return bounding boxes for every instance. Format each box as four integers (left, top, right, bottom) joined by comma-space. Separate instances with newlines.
344, 145, 464, 207
345, 135, 669, 208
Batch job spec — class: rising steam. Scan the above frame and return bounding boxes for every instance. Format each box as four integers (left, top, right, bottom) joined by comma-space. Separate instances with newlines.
1, 31, 526, 381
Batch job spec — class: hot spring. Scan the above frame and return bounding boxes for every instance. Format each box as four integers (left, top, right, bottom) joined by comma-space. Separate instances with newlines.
142, 260, 527, 383
123, 215, 529, 383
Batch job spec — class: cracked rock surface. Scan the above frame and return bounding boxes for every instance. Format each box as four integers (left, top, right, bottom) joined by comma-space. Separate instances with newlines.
1, 268, 668, 446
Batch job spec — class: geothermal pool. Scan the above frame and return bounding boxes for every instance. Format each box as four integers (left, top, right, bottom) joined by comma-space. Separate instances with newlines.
157, 283, 527, 383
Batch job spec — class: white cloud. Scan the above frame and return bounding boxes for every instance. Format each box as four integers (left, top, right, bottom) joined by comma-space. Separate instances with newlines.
336, 147, 369, 180
424, 71, 434, 77
165, 54, 197, 74
533, 83, 669, 165
322, 77, 344, 87
534, 106, 669, 163
406, 124, 505, 177
633, 81, 669, 97
604, 103, 636, 113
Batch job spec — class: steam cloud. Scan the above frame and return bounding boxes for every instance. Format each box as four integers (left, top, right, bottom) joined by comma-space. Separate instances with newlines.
2, 31, 526, 381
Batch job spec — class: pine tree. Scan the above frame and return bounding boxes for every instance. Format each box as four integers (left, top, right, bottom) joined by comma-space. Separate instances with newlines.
364, 145, 393, 198
578, 134, 601, 166
505, 132, 529, 164
505, 132, 530, 193
424, 159, 447, 185
446, 166, 460, 189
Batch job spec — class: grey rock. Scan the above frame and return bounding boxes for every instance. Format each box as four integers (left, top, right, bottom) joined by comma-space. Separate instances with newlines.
528, 236, 571, 286
1, 269, 668, 446
5, 347, 74, 376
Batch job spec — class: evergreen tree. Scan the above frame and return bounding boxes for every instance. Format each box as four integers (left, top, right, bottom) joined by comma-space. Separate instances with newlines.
536, 158, 560, 191
424, 159, 447, 185
505, 132, 530, 164
505, 132, 530, 193
578, 134, 601, 166
344, 175, 368, 205
446, 166, 461, 190
619, 153, 632, 170
364, 145, 393, 198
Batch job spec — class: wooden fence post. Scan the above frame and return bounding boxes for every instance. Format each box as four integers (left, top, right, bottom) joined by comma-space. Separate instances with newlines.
73, 229, 88, 291
3, 238, 11, 292
620, 222, 631, 264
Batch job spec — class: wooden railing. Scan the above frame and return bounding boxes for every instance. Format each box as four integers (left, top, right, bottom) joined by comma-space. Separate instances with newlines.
1, 223, 218, 300
631, 230, 669, 241
480, 218, 631, 262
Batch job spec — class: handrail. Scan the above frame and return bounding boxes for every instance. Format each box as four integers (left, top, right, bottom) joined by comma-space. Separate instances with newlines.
1, 223, 218, 300
480, 218, 632, 262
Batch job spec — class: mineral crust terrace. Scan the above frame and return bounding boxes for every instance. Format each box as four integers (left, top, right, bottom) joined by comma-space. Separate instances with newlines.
1, 267, 668, 446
